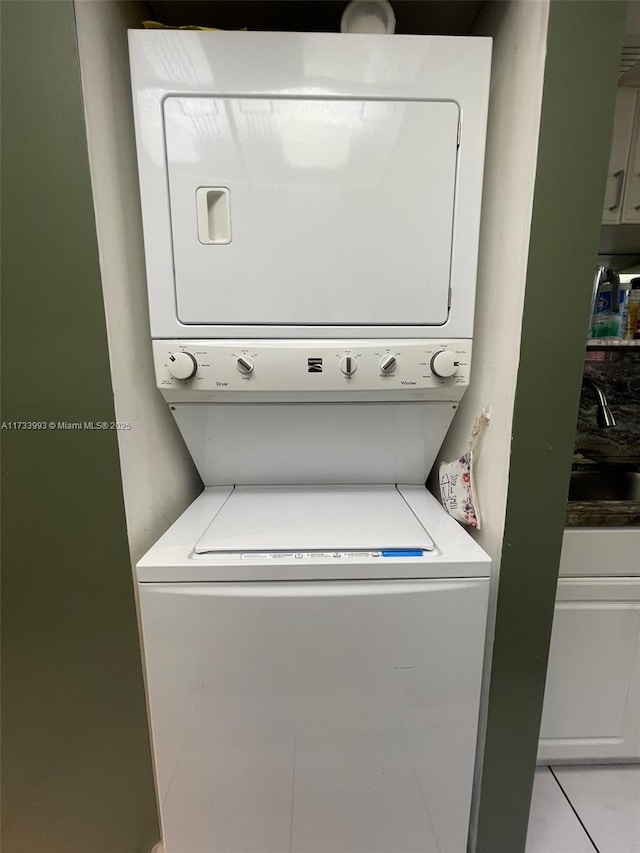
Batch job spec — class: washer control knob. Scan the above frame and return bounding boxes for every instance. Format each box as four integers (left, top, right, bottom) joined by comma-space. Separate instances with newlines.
380, 355, 397, 375
236, 356, 254, 375
430, 350, 458, 379
340, 355, 357, 376
167, 351, 198, 380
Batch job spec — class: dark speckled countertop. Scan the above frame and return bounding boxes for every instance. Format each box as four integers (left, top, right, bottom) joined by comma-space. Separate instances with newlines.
577, 349, 639, 462
566, 500, 640, 527
568, 348, 640, 527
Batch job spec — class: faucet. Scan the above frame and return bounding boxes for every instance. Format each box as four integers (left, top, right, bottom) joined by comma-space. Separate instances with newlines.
582, 377, 616, 428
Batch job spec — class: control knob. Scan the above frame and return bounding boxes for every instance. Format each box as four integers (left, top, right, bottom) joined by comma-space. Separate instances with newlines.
380, 355, 397, 375
167, 351, 198, 380
340, 355, 357, 376
236, 356, 254, 375
430, 350, 458, 379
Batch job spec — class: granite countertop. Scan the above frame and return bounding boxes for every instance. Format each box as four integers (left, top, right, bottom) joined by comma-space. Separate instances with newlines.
565, 348, 640, 526
566, 500, 640, 527
570, 349, 639, 527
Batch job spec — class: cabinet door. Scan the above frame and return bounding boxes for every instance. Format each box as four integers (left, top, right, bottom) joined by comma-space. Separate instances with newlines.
602, 89, 636, 224
559, 529, 640, 578
538, 578, 640, 762
622, 94, 640, 222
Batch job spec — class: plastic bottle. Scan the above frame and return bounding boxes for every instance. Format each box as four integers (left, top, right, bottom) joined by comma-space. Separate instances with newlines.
625, 279, 640, 340
590, 267, 621, 338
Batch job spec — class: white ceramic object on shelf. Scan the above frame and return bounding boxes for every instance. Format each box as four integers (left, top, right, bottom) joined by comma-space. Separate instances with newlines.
341, 0, 395, 34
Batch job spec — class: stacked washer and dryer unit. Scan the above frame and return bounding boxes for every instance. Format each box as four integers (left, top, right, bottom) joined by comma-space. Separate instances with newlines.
129, 31, 492, 853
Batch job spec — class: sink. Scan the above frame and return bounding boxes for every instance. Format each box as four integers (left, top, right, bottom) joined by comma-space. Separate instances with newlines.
568, 471, 640, 502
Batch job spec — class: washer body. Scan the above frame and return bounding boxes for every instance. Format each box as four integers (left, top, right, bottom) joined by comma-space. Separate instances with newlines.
137, 486, 490, 853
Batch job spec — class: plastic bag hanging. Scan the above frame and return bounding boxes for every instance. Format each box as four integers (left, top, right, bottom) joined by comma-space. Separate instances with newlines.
439, 410, 490, 529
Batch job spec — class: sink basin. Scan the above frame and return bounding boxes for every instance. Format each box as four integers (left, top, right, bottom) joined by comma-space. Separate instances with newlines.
568, 471, 640, 502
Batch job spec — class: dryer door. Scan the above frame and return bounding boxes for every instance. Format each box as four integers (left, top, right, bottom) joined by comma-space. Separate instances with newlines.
163, 97, 459, 326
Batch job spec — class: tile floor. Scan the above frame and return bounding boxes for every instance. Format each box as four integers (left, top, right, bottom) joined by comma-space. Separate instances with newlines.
526, 765, 640, 852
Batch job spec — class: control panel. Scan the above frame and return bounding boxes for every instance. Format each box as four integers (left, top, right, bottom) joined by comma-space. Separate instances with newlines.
153, 340, 472, 402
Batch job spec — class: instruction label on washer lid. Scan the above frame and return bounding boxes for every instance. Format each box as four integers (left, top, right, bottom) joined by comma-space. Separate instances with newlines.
240, 550, 428, 559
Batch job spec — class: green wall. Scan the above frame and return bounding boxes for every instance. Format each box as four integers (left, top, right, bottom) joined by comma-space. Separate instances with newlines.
1, 2, 159, 851
475, 2, 628, 851
0, 1, 629, 852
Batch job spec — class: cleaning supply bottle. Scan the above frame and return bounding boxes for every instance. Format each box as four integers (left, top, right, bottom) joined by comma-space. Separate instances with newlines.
590, 266, 621, 338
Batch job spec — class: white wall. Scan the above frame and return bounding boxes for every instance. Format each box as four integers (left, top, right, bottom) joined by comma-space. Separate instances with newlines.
434, 0, 549, 569
74, 0, 201, 564
435, 3, 550, 848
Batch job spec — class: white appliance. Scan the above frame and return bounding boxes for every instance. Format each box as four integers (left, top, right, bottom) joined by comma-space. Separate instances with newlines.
130, 31, 492, 853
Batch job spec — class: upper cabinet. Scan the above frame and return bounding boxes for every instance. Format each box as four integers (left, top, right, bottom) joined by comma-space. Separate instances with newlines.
603, 88, 640, 224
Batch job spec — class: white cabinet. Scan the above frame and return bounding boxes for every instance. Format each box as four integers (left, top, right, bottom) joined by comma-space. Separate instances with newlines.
538, 578, 640, 762
558, 528, 640, 577
602, 88, 640, 224
622, 98, 640, 223
538, 529, 640, 762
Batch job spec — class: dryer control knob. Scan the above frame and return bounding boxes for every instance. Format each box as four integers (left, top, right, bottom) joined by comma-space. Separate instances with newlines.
380, 355, 397, 374
236, 356, 254, 375
167, 351, 198, 380
340, 355, 358, 377
430, 350, 458, 378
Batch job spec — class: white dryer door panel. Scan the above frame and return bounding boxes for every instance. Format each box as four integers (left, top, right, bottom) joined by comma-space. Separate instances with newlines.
164, 97, 459, 326
140, 578, 488, 853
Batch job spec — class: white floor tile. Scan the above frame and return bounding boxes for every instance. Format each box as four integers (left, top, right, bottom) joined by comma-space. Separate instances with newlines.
526, 767, 595, 853
552, 765, 640, 853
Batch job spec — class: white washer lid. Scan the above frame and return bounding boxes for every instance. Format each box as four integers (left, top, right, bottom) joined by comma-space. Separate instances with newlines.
194, 485, 434, 554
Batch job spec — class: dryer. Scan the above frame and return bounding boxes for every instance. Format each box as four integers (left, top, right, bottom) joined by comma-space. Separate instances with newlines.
129, 30, 490, 342
129, 30, 492, 853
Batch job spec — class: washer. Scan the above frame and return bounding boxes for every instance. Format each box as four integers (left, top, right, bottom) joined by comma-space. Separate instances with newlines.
138, 485, 490, 853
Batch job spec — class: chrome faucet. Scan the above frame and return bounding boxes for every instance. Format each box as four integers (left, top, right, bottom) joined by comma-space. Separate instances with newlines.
582, 377, 616, 428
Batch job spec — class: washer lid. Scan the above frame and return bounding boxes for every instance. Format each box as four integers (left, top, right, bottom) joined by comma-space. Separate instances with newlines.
194, 485, 434, 554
